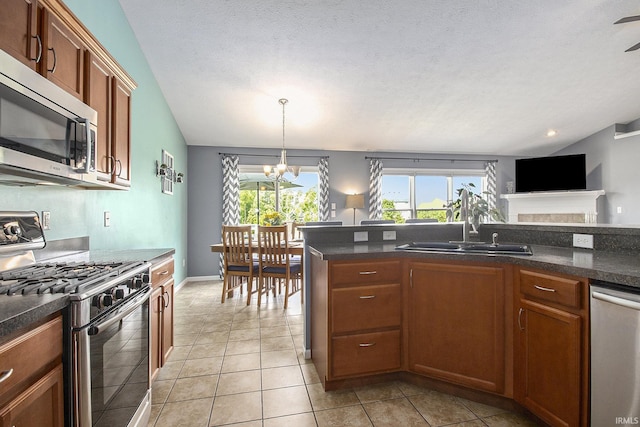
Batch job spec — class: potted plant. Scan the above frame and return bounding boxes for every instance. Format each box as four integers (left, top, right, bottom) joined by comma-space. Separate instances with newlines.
262, 211, 282, 226
445, 183, 505, 231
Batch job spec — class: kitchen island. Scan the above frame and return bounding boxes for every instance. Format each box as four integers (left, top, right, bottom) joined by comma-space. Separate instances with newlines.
303, 222, 640, 427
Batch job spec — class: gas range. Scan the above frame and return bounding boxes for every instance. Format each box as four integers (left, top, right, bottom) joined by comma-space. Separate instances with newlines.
0, 211, 153, 427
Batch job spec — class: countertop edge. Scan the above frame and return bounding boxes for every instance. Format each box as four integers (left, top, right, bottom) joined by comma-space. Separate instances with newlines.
307, 243, 640, 289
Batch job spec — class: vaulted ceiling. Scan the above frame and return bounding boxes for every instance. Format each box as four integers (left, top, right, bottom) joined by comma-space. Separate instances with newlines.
119, 0, 640, 156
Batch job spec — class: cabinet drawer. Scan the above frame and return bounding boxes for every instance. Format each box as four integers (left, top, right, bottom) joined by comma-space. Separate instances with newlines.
331, 330, 401, 378
331, 260, 401, 286
151, 257, 174, 288
0, 317, 62, 403
331, 283, 401, 333
520, 269, 582, 309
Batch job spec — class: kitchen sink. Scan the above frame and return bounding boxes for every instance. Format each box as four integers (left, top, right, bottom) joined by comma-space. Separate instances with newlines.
395, 241, 533, 255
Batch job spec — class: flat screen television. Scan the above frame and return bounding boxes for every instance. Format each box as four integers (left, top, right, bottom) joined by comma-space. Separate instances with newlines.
515, 154, 586, 193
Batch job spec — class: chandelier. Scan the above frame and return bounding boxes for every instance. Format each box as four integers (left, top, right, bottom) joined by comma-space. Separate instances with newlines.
263, 98, 300, 179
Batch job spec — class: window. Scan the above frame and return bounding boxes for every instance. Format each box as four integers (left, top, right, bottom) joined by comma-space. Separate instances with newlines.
238, 167, 319, 225
382, 170, 485, 223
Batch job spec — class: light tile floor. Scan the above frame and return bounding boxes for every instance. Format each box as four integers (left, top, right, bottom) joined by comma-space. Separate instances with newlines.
148, 280, 541, 427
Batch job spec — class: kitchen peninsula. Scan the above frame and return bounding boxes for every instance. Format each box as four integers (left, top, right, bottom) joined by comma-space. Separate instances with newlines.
303, 222, 640, 427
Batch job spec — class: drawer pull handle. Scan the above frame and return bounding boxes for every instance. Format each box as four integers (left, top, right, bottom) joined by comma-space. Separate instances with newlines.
359, 295, 376, 299
534, 285, 556, 292
359, 342, 376, 347
0, 368, 14, 384
158, 270, 170, 276
359, 271, 377, 275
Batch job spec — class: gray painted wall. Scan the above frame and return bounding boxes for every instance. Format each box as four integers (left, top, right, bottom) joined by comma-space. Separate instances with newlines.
187, 146, 516, 277
0, 0, 189, 284
554, 122, 640, 225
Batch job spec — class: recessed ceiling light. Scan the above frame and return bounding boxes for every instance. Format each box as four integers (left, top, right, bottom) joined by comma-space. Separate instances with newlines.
546, 129, 558, 137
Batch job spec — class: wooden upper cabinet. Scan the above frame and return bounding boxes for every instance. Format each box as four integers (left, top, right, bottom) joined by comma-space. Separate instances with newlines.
0, 0, 40, 70
85, 51, 112, 178
42, 10, 84, 99
112, 77, 132, 185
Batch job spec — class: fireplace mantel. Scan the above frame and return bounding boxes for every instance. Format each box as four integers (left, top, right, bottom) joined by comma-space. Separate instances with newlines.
500, 190, 605, 224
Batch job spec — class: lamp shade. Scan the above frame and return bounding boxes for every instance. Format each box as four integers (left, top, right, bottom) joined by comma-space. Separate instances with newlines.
345, 194, 365, 209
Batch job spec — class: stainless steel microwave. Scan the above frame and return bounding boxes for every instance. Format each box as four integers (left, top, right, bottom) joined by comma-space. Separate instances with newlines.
0, 49, 110, 188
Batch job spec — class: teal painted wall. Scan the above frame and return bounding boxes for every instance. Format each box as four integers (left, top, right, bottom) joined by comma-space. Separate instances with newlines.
0, 0, 188, 283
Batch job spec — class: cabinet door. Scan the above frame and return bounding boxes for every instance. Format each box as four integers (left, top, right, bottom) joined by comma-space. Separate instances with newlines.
150, 286, 163, 382
0, 364, 64, 427
408, 262, 505, 393
0, 0, 39, 69
43, 11, 84, 99
161, 280, 174, 365
515, 299, 581, 427
112, 77, 132, 185
85, 51, 112, 178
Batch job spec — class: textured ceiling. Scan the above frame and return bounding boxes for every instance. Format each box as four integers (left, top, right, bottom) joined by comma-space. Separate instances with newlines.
119, 0, 640, 156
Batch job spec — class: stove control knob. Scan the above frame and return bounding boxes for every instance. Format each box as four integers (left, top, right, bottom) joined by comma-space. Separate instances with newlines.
130, 273, 150, 289
114, 289, 126, 300
92, 294, 114, 308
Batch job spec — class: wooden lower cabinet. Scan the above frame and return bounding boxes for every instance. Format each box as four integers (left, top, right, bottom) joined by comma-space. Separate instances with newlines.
408, 261, 507, 394
0, 315, 64, 427
515, 268, 588, 427
311, 257, 402, 388
150, 257, 175, 382
0, 364, 64, 427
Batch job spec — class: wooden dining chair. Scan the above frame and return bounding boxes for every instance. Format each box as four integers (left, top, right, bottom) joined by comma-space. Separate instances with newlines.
257, 225, 302, 309
221, 225, 258, 305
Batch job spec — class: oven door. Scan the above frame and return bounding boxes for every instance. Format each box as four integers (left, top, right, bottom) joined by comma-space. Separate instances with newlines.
72, 287, 151, 427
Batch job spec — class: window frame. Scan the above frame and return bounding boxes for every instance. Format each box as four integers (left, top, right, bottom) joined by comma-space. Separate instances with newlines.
382, 167, 487, 221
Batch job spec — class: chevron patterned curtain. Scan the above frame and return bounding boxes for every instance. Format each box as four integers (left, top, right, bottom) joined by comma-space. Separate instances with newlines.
485, 160, 497, 212
369, 158, 383, 219
318, 157, 330, 221
220, 154, 239, 276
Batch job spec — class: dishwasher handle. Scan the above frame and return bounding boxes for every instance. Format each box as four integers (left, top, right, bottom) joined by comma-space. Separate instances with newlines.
592, 291, 640, 311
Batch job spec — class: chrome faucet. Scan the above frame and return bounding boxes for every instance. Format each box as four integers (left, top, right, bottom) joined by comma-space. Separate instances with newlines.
461, 188, 470, 242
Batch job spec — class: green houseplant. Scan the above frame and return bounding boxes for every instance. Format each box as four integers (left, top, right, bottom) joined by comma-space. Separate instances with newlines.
446, 183, 505, 231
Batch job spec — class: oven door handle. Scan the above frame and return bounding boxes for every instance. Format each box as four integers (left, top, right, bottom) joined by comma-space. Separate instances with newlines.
88, 288, 150, 336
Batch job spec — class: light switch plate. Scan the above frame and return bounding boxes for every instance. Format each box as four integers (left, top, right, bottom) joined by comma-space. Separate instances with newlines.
104, 211, 111, 227
354, 231, 368, 242
41, 211, 50, 230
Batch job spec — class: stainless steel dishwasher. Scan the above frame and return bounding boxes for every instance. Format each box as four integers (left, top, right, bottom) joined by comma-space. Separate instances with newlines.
590, 280, 640, 426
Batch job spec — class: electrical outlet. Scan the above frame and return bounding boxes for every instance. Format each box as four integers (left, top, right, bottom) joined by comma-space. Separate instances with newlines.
354, 231, 368, 242
104, 211, 110, 227
383, 230, 396, 241
41, 211, 50, 230
617, 206, 623, 214
573, 233, 593, 249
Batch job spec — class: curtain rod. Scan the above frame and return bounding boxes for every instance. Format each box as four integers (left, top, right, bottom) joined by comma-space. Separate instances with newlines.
219, 152, 328, 159
365, 156, 498, 162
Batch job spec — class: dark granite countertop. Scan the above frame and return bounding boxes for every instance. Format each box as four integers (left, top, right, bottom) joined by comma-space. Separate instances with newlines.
307, 242, 640, 289
0, 248, 175, 341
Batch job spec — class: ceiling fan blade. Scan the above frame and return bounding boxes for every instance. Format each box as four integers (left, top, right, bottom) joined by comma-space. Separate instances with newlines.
625, 41, 640, 52
614, 15, 640, 24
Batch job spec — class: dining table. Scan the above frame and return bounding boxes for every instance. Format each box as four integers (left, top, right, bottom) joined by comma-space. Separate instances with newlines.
210, 240, 305, 256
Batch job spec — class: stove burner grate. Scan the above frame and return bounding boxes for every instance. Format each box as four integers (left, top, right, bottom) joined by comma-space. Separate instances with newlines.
0, 261, 140, 295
